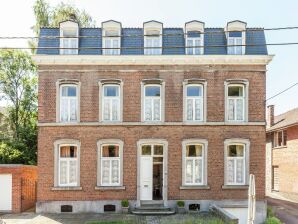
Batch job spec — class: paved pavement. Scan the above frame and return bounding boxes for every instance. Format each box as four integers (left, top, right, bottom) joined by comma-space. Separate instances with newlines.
267, 197, 298, 224
0, 212, 218, 224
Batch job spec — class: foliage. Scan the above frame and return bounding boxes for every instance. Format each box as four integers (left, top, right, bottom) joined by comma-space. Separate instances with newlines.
267, 206, 274, 218
0, 50, 37, 164
29, 0, 95, 52
0, 142, 23, 164
176, 200, 185, 207
265, 217, 282, 224
121, 199, 129, 207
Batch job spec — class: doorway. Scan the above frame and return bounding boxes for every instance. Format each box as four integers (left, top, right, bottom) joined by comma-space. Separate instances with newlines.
140, 143, 165, 201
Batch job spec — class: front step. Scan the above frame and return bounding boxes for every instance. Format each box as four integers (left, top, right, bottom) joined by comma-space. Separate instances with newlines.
131, 202, 175, 215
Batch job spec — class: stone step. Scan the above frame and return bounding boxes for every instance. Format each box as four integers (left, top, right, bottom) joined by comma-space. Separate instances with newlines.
131, 207, 176, 215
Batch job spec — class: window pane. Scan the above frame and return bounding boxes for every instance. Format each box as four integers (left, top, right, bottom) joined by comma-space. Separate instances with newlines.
227, 159, 235, 183
194, 159, 202, 184
102, 160, 110, 184
60, 146, 77, 158
112, 99, 119, 120
69, 160, 77, 184
105, 30, 118, 36
142, 145, 151, 155
228, 86, 243, 97
153, 98, 160, 120
102, 145, 119, 157
186, 145, 202, 157
104, 86, 119, 97
153, 157, 163, 163
111, 160, 119, 184
195, 98, 202, 120
236, 99, 243, 120
228, 99, 235, 120
69, 99, 77, 121
61, 98, 68, 122
154, 145, 163, 155
145, 99, 152, 121
59, 160, 67, 184
187, 86, 202, 96
186, 160, 193, 184
63, 29, 76, 37
236, 159, 244, 183
283, 131, 287, 146
228, 145, 244, 157
145, 86, 160, 96
229, 31, 242, 38
103, 98, 110, 120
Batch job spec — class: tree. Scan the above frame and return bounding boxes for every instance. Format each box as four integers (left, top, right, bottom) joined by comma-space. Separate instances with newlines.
29, 0, 95, 52
0, 50, 37, 164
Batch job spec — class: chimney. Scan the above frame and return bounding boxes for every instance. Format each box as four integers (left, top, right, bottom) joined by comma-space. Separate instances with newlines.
267, 105, 275, 127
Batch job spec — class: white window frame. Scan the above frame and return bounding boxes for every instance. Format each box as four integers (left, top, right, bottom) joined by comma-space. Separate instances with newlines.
186, 36, 203, 55
142, 83, 164, 122
225, 21, 246, 55
59, 84, 79, 123
59, 21, 79, 55
185, 84, 204, 121
273, 130, 287, 148
182, 139, 208, 186
224, 139, 250, 186
101, 84, 121, 121
97, 140, 124, 187
144, 21, 162, 55
54, 139, 81, 188
102, 30, 121, 55
227, 36, 243, 55
225, 80, 249, 123
185, 21, 204, 55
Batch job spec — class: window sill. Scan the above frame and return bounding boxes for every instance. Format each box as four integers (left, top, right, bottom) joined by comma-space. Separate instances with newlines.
95, 186, 126, 190
180, 185, 210, 190
51, 186, 82, 191
222, 185, 248, 190
273, 146, 287, 150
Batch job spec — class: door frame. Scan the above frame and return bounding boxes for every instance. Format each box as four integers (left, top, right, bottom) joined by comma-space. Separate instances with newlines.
137, 139, 168, 207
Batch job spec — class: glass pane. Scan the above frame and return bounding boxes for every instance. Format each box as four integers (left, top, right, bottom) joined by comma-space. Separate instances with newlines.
69, 99, 77, 121
194, 159, 202, 183
195, 98, 202, 120
187, 99, 193, 120
153, 157, 163, 163
144, 99, 152, 121
153, 98, 160, 120
154, 145, 163, 155
142, 145, 151, 155
61, 86, 76, 97
104, 86, 119, 97
186, 145, 202, 157
102, 145, 119, 157
228, 145, 244, 157
186, 160, 193, 184
63, 29, 76, 37
69, 160, 77, 184
103, 98, 110, 120
236, 99, 243, 120
227, 159, 235, 183
112, 99, 119, 121
102, 160, 110, 184
187, 86, 202, 96
111, 160, 119, 184
61, 98, 68, 121
59, 160, 67, 184
60, 146, 77, 158
236, 159, 244, 183
145, 86, 160, 96
228, 86, 243, 97
228, 99, 235, 120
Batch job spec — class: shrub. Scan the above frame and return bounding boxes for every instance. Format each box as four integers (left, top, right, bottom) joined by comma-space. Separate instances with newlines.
0, 142, 23, 164
177, 200, 185, 207
265, 217, 282, 224
267, 206, 274, 218
121, 199, 129, 207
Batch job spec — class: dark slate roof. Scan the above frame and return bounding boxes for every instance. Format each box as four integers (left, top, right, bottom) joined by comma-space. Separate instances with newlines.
37, 25, 268, 55
267, 108, 298, 132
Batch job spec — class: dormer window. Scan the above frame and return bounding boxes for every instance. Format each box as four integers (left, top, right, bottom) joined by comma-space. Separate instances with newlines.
226, 21, 246, 55
59, 21, 79, 55
185, 21, 204, 55
144, 21, 162, 55
102, 20, 121, 55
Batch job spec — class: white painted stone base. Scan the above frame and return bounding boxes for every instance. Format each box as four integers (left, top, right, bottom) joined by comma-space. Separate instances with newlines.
36, 199, 266, 224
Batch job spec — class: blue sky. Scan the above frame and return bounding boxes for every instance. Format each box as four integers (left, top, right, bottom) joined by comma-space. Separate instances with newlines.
0, 0, 297, 115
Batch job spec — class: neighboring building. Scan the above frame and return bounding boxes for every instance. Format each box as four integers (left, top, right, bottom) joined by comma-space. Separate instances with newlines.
266, 105, 298, 201
34, 19, 272, 223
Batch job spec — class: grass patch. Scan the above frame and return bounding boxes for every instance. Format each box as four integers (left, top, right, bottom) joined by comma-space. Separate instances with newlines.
265, 206, 282, 224
86, 221, 134, 224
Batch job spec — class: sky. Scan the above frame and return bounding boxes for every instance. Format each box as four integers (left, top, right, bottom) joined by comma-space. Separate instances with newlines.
0, 0, 297, 115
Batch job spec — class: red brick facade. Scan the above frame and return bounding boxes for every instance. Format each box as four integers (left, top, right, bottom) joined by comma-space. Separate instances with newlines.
0, 165, 37, 213
37, 63, 267, 204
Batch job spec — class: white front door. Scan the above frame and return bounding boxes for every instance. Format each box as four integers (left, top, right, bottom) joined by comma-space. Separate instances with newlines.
140, 156, 153, 200
0, 174, 12, 211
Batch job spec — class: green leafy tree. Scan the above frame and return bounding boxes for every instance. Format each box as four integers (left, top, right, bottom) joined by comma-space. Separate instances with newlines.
0, 50, 37, 164
29, 0, 95, 52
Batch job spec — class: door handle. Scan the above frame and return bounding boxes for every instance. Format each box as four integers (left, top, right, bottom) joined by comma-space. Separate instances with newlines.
144, 185, 149, 187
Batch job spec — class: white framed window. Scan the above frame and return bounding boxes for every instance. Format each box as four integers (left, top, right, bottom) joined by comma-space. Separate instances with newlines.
226, 20, 246, 55
59, 21, 79, 55
186, 32, 203, 55
103, 30, 120, 55
60, 84, 78, 122
274, 130, 287, 148
143, 84, 161, 121
100, 144, 121, 186
226, 84, 247, 122
227, 32, 243, 55
102, 85, 120, 121
185, 84, 203, 121
58, 145, 78, 187
226, 144, 246, 185
182, 139, 208, 186
144, 21, 162, 55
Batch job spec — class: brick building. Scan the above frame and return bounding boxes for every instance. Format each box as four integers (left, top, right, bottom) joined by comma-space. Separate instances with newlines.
34, 20, 273, 223
266, 106, 298, 201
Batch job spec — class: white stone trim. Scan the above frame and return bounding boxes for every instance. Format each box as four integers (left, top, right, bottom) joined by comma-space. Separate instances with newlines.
224, 138, 250, 186
96, 139, 124, 187
224, 79, 249, 123
181, 139, 208, 187
98, 79, 123, 123
53, 139, 81, 187
136, 139, 168, 207
33, 55, 274, 65
183, 79, 207, 123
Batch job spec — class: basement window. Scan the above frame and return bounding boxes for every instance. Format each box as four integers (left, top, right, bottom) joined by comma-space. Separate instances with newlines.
61, 205, 73, 212
189, 204, 200, 211
104, 204, 116, 212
